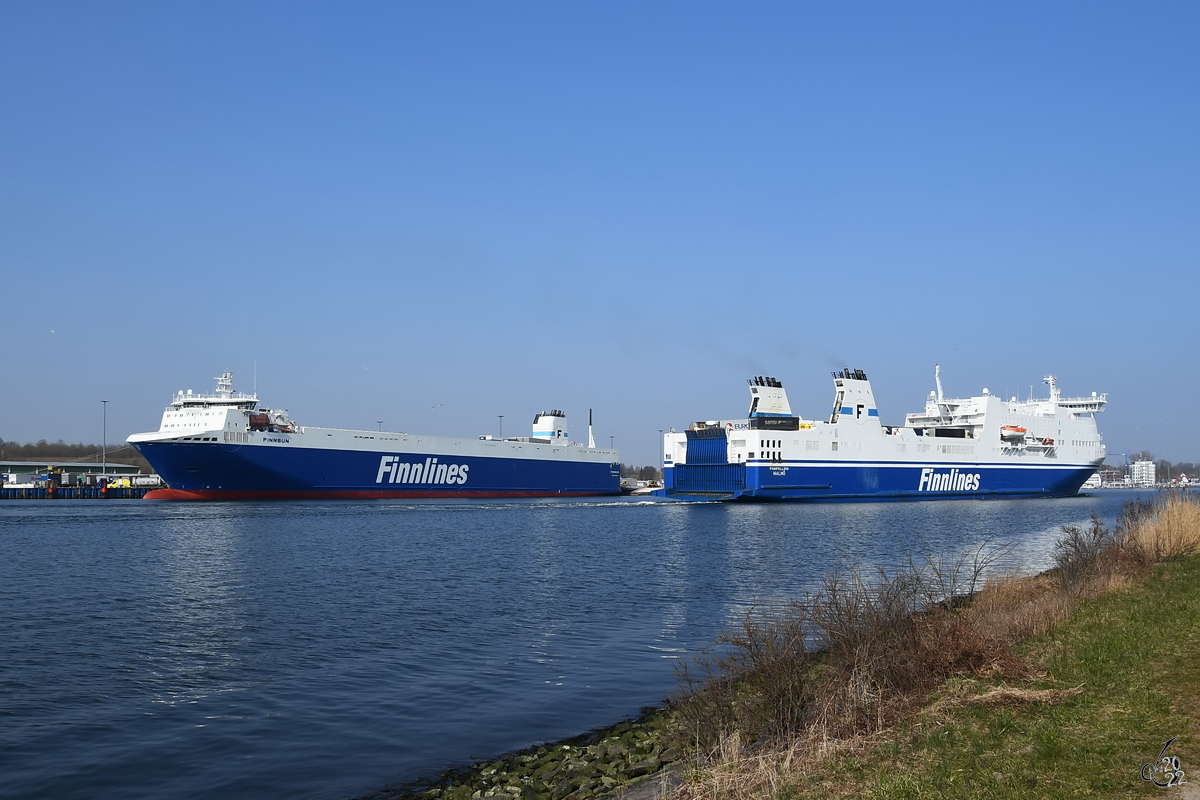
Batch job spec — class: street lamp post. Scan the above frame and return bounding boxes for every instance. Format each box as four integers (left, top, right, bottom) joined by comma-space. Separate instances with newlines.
658, 429, 663, 478
101, 400, 109, 475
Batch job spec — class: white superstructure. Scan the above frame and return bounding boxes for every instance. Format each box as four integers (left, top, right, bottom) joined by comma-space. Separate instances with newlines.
662, 367, 1107, 501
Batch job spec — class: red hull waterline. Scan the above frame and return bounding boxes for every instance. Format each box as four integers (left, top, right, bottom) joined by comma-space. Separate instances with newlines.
143, 488, 616, 501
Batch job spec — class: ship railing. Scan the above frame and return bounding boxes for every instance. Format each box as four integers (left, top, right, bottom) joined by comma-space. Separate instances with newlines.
170, 392, 259, 405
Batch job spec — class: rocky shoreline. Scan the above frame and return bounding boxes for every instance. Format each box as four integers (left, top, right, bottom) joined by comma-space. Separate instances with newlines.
362, 706, 684, 800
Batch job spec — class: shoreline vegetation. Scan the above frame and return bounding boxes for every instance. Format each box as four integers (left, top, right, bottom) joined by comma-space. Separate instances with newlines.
0, 438, 150, 471
364, 493, 1200, 800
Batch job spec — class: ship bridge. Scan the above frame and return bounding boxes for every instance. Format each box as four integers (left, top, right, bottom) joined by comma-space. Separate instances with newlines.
1043, 375, 1107, 414
170, 371, 259, 411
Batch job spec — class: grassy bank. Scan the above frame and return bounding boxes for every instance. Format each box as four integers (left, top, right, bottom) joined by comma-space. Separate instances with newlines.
841, 552, 1200, 798
676, 492, 1200, 799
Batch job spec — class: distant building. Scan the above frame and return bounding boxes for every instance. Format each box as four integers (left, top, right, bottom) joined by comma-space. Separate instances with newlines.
1130, 460, 1156, 487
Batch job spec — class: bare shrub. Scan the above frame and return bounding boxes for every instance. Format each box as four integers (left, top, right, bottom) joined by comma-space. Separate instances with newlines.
676, 544, 1021, 754
908, 539, 1015, 608
807, 564, 1019, 738
1053, 514, 1114, 593
673, 601, 815, 755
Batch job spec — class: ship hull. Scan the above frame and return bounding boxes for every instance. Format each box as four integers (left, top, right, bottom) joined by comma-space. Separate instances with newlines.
134, 440, 621, 500
663, 461, 1097, 501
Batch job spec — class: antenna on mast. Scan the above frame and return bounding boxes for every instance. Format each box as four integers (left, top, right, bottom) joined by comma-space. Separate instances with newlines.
588, 408, 596, 449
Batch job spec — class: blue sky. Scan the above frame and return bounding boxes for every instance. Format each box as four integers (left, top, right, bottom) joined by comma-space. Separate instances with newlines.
2, 2, 1197, 466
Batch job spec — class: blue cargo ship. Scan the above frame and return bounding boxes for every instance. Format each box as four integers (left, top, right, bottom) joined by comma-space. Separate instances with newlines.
129, 372, 621, 500
661, 367, 1107, 501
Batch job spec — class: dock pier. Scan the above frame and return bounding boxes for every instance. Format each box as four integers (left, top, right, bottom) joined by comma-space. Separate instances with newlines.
0, 485, 152, 500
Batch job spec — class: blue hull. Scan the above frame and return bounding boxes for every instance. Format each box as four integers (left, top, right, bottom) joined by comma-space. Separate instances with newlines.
663, 461, 1096, 501
133, 441, 621, 500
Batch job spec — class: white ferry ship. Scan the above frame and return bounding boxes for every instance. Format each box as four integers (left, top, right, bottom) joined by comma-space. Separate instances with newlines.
660, 367, 1106, 501
128, 372, 621, 500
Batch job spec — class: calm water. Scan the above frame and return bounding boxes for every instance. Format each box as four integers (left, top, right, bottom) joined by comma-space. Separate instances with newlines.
0, 492, 1146, 799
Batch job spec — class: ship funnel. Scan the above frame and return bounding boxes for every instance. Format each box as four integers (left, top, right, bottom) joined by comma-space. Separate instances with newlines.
746, 377, 792, 417
533, 410, 568, 442
588, 408, 596, 449
829, 368, 879, 425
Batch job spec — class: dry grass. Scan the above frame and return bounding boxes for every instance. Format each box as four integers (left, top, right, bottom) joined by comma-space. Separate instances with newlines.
942, 684, 1084, 708
965, 572, 1068, 643
672, 731, 874, 800
665, 492, 1200, 800
1120, 491, 1200, 562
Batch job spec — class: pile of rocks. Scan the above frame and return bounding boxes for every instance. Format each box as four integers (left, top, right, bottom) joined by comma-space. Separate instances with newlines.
388, 711, 682, 800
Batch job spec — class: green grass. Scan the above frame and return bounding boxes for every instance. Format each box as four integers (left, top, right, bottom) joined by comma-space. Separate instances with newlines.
803, 554, 1200, 799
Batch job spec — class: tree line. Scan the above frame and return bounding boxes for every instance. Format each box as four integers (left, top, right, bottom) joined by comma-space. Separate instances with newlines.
0, 438, 152, 472
619, 464, 662, 482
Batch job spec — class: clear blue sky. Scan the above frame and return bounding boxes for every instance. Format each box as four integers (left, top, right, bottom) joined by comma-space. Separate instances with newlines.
2, 2, 1197, 467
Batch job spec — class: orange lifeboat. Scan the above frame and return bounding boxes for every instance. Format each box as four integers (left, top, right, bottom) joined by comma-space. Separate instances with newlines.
1000, 425, 1027, 441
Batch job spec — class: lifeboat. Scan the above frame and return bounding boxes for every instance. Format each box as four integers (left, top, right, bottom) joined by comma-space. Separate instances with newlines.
1000, 425, 1027, 441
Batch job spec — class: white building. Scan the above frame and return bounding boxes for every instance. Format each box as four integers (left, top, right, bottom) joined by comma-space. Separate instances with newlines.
1130, 460, 1156, 487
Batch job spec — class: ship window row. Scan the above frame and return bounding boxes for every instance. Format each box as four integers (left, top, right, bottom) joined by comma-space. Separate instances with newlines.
937, 444, 975, 454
